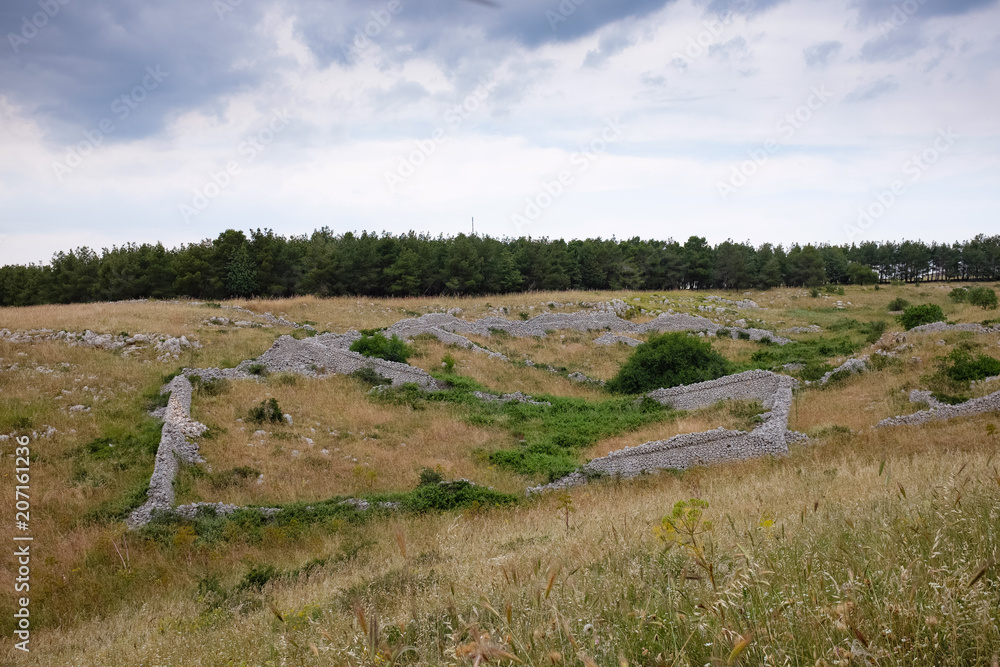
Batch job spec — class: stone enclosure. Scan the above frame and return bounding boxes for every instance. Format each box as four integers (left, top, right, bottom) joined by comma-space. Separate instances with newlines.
528, 370, 799, 493
119, 304, 1000, 527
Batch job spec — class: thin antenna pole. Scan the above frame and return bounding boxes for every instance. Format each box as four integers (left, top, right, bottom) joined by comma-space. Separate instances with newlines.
472, 216, 475, 235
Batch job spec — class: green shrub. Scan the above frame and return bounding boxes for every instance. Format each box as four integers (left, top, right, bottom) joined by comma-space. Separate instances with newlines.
859, 320, 887, 344
417, 467, 444, 486
441, 353, 456, 372
939, 348, 1000, 384
887, 297, 910, 311
930, 391, 969, 405
606, 332, 732, 395
737, 330, 751, 341
948, 288, 969, 303
968, 286, 998, 310
715, 328, 731, 338
401, 480, 517, 513
809, 288, 820, 298
899, 304, 945, 330
350, 366, 393, 387
246, 363, 268, 377
349, 333, 414, 363
247, 398, 284, 425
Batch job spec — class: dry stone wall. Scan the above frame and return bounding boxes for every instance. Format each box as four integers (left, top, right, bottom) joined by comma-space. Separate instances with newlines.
124, 308, 796, 526
876, 387, 1000, 428
0, 328, 199, 361
384, 311, 790, 346
529, 370, 798, 493
127, 376, 208, 528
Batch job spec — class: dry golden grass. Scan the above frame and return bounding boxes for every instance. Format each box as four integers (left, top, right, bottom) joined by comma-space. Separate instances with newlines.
3, 285, 1000, 664
10, 413, 998, 665
407, 338, 606, 399
0, 300, 220, 337
185, 375, 523, 504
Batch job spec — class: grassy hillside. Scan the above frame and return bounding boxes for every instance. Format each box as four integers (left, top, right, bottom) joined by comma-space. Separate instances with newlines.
1, 284, 998, 665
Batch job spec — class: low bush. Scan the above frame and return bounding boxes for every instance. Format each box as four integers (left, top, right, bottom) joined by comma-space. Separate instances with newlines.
968, 286, 998, 310
859, 320, 887, 344
899, 304, 945, 330
441, 353, 456, 372
606, 332, 732, 395
349, 332, 414, 363
948, 288, 968, 303
938, 348, 1000, 385
247, 398, 284, 425
887, 297, 910, 311
349, 367, 392, 387
931, 391, 969, 405
400, 480, 517, 513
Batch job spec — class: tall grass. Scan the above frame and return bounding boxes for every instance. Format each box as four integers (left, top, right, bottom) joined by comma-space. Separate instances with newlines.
2, 286, 1000, 664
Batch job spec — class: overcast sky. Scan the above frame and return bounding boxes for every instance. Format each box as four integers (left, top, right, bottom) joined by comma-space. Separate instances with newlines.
0, 0, 998, 265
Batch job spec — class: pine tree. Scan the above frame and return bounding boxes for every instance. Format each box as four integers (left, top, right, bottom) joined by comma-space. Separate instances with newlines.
226, 244, 259, 298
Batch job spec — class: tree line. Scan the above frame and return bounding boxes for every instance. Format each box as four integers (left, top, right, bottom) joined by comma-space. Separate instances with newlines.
1, 229, 999, 307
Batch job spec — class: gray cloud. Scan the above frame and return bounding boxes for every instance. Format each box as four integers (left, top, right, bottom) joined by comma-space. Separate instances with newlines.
703, 0, 789, 17
803, 40, 842, 67
709, 35, 750, 62
0, 0, 277, 143
851, 0, 998, 25
0, 0, 674, 145
583, 26, 637, 68
860, 28, 928, 61
844, 75, 898, 102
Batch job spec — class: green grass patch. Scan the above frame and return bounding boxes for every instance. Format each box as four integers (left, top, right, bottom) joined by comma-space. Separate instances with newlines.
377, 375, 678, 481
747, 334, 861, 379
350, 332, 414, 363
138, 479, 517, 548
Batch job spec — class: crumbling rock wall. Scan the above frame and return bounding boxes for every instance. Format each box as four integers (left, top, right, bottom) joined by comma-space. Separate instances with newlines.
385, 311, 790, 346
877, 387, 1000, 428
127, 376, 208, 528
0, 328, 199, 360
907, 321, 1000, 335
181, 332, 444, 389
529, 370, 797, 493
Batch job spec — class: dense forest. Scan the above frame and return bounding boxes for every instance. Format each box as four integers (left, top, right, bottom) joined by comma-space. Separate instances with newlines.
1, 229, 999, 307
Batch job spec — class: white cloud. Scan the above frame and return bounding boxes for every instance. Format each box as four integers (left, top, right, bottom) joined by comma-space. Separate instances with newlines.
1, 0, 998, 267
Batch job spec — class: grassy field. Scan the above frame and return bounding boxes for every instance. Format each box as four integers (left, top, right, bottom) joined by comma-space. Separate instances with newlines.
1, 284, 999, 665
